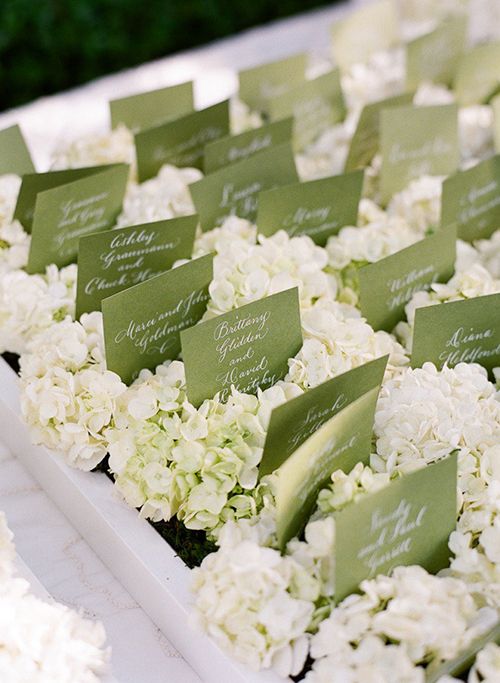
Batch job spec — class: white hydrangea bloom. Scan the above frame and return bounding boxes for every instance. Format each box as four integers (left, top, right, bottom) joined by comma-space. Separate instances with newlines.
0, 511, 109, 682
192, 535, 315, 676
373, 362, 500, 477
0, 174, 22, 227
205, 229, 335, 319
20, 312, 126, 470
0, 264, 77, 355
387, 175, 443, 233
305, 636, 424, 683
230, 97, 263, 134
468, 642, 500, 683
459, 106, 494, 165
325, 215, 421, 305
341, 48, 406, 114
117, 164, 201, 226
296, 114, 357, 181
373, 361, 500, 606
472, 230, 500, 279
287, 299, 409, 389
396, 264, 500, 350
0, 174, 30, 274
0, 220, 30, 274
309, 566, 497, 678
316, 462, 390, 516
413, 82, 455, 107
108, 363, 300, 531
50, 124, 136, 177
193, 215, 257, 258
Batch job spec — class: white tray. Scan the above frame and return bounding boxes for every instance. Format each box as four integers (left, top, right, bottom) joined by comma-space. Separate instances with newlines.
0, 357, 287, 683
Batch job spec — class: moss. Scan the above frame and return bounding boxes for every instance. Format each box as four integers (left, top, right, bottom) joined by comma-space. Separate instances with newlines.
92, 455, 215, 568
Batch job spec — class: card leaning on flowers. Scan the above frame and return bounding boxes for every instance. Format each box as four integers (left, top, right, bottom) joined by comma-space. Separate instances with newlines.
1, 0, 500, 680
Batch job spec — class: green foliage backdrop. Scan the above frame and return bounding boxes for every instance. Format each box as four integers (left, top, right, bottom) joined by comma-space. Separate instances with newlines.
0, 0, 334, 111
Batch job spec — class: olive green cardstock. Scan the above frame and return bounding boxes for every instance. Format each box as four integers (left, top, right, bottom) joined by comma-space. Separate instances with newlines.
135, 100, 230, 181
411, 293, 500, 374
76, 215, 197, 317
425, 621, 500, 683
257, 170, 363, 246
492, 95, 500, 153
14, 166, 112, 233
380, 104, 459, 205
260, 355, 388, 477
441, 155, 500, 242
27, 164, 129, 274
204, 118, 293, 173
454, 41, 500, 106
331, 0, 399, 71
189, 142, 298, 231
181, 288, 302, 407
238, 53, 307, 112
267, 69, 345, 151
275, 385, 382, 549
0, 124, 35, 175
344, 92, 414, 172
358, 227, 456, 332
406, 16, 467, 90
103, 253, 213, 385
334, 454, 457, 602
110, 81, 194, 131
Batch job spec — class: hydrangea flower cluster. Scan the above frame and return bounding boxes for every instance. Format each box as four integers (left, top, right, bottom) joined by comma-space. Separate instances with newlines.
373, 362, 500, 608
50, 124, 136, 176
20, 312, 126, 470
116, 163, 202, 226
0, 174, 29, 275
306, 566, 498, 683
202, 228, 335, 319
0, 511, 109, 682
0, 264, 77, 355
396, 264, 500, 351
192, 460, 391, 675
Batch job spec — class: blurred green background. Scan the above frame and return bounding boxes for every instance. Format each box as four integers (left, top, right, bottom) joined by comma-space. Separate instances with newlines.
0, 0, 335, 111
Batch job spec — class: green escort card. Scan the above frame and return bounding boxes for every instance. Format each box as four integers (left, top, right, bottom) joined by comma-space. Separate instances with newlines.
492, 95, 500, 153
425, 621, 500, 683
275, 384, 383, 549
260, 355, 388, 477
267, 69, 345, 151
344, 92, 414, 172
331, 0, 399, 72
454, 41, 500, 106
441, 155, 500, 242
204, 118, 293, 174
181, 288, 302, 407
135, 100, 230, 181
238, 53, 307, 113
380, 104, 459, 205
190, 142, 298, 231
358, 227, 456, 332
103, 253, 213, 384
109, 81, 194, 132
76, 215, 197, 318
411, 293, 500, 374
0, 124, 35, 175
27, 164, 129, 274
406, 16, 467, 90
257, 170, 363, 246
14, 166, 113, 233
334, 454, 457, 602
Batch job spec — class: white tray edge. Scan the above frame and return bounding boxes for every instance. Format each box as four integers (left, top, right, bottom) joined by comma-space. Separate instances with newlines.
0, 357, 287, 683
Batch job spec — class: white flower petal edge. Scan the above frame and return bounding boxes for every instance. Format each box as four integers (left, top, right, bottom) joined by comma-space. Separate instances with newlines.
0, 510, 109, 682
